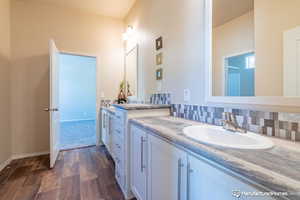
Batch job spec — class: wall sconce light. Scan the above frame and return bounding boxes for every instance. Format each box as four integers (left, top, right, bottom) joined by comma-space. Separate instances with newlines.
122, 25, 134, 41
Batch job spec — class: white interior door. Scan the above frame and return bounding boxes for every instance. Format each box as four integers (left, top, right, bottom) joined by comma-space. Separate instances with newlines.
284, 26, 300, 96
48, 39, 60, 168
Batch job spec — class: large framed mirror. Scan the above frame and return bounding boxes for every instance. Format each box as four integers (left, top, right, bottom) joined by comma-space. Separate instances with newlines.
205, 0, 300, 109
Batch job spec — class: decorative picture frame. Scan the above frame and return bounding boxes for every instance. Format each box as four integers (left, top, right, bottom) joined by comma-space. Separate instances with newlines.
156, 37, 163, 50
156, 53, 163, 65
156, 68, 163, 80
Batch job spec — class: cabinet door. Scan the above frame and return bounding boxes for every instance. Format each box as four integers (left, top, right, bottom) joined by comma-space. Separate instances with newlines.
187, 155, 274, 200
107, 114, 113, 153
101, 111, 108, 146
148, 135, 187, 200
131, 125, 147, 200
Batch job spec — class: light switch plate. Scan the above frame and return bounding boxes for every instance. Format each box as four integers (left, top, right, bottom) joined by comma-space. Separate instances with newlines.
157, 81, 162, 92
184, 89, 190, 102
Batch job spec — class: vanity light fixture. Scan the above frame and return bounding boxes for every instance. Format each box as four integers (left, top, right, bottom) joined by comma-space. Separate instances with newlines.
122, 25, 134, 41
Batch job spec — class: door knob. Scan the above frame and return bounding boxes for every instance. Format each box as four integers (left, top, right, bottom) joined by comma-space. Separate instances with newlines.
44, 108, 59, 112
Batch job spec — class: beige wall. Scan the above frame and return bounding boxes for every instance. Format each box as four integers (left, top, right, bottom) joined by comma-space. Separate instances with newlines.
213, 11, 255, 96
11, 0, 124, 155
0, 0, 11, 165
125, 0, 206, 104
255, 0, 300, 96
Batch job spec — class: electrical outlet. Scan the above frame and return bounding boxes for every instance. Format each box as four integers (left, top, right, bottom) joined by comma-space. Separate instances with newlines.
183, 89, 190, 102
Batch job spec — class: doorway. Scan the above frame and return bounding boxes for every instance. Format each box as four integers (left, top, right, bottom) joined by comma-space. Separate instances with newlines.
58, 53, 97, 150
224, 52, 255, 96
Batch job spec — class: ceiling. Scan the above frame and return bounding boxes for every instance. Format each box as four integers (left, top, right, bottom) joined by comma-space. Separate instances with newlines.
213, 0, 254, 27
37, 0, 137, 19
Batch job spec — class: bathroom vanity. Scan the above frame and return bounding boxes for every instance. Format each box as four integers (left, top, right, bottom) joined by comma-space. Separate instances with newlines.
129, 116, 300, 200
101, 105, 300, 200
100, 104, 170, 199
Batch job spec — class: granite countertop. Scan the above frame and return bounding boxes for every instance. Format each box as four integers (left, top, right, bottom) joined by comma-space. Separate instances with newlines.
129, 116, 300, 200
112, 104, 170, 110
101, 106, 116, 114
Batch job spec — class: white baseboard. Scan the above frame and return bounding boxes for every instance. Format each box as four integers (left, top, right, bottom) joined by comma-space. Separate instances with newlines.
11, 151, 49, 160
0, 158, 13, 172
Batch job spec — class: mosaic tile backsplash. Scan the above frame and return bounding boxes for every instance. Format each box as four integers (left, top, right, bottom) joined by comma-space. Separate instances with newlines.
171, 104, 300, 142
150, 93, 171, 105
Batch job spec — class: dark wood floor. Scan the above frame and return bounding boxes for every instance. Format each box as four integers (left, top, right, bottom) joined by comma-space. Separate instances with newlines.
0, 146, 126, 200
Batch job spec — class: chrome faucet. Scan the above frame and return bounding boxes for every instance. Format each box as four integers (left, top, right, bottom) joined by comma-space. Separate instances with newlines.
222, 112, 247, 133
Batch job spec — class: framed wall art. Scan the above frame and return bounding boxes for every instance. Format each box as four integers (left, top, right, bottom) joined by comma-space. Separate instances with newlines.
156, 53, 163, 65
156, 68, 163, 80
156, 37, 163, 50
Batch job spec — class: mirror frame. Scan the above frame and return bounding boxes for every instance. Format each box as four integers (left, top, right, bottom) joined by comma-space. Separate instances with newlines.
125, 44, 140, 99
204, 0, 300, 110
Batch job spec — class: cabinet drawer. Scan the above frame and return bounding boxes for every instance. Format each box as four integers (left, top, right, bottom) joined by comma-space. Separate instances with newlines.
115, 165, 125, 189
113, 124, 125, 138
115, 111, 125, 126
114, 154, 124, 170
112, 135, 124, 163
114, 142, 124, 162
112, 133, 123, 148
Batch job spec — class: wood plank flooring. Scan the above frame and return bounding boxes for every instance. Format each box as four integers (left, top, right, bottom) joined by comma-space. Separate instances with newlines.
0, 146, 127, 200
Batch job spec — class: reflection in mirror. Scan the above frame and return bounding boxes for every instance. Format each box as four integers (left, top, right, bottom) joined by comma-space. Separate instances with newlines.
284, 27, 300, 97
212, 0, 254, 97
125, 46, 138, 98
212, 0, 300, 97
224, 52, 255, 96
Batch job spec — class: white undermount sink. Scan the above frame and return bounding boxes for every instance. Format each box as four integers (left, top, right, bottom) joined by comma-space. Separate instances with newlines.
183, 125, 274, 150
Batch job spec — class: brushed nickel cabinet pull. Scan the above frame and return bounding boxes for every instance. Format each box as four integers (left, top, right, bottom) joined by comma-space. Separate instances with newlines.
177, 158, 184, 200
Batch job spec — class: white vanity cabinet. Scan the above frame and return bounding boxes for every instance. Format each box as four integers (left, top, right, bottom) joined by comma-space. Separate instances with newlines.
130, 125, 275, 200
186, 155, 274, 200
110, 106, 170, 200
147, 133, 187, 200
130, 125, 148, 200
